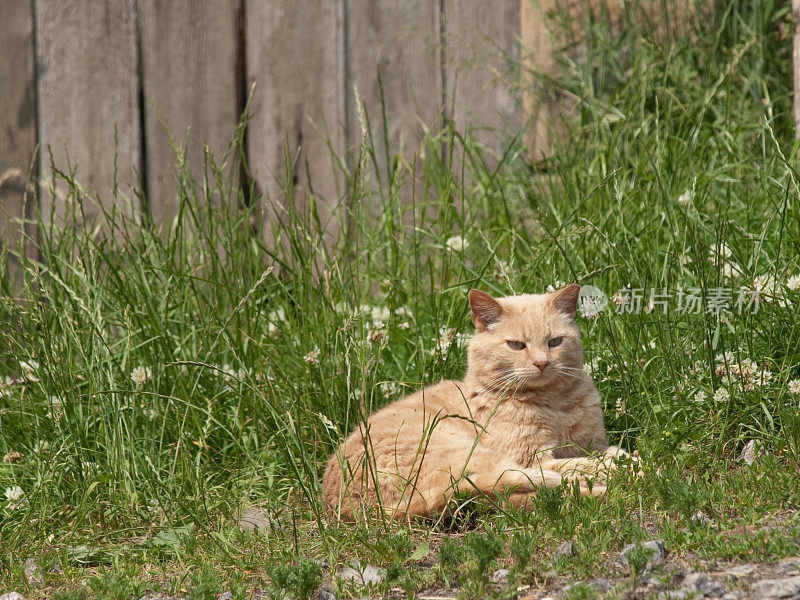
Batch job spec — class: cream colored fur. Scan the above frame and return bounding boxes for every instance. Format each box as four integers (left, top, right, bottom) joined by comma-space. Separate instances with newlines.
322, 285, 625, 520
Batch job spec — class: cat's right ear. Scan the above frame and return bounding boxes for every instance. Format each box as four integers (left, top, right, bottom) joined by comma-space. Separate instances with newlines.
469, 289, 503, 332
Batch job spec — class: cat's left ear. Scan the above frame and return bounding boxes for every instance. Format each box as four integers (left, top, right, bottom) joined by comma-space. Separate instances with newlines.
550, 283, 581, 319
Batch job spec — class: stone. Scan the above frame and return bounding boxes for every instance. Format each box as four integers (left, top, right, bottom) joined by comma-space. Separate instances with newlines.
724, 564, 756, 579
23, 559, 41, 587
337, 564, 386, 586
0, 593, 27, 600
312, 585, 336, 600
589, 578, 614, 592
555, 540, 576, 559
491, 568, 509, 585
621, 540, 667, 569
720, 593, 745, 600
750, 576, 800, 599
681, 572, 724, 597
235, 504, 269, 532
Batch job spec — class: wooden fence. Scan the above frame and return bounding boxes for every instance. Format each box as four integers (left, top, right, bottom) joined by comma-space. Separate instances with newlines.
1, 1, 522, 275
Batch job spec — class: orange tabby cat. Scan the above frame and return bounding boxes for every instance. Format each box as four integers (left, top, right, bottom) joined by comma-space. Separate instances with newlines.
322, 284, 626, 519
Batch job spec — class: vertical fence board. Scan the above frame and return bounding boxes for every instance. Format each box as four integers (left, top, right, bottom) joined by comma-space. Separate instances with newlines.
347, 1, 443, 204
0, 0, 37, 290
35, 1, 141, 223
245, 0, 346, 246
139, 0, 240, 230
444, 0, 520, 155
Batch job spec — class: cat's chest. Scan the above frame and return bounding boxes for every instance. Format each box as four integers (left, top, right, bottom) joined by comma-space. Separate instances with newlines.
479, 402, 585, 464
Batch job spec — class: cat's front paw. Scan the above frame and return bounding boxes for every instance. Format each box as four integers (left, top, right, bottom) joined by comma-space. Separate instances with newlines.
601, 446, 641, 477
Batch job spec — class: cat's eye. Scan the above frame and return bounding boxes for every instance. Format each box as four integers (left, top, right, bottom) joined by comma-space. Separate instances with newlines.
548, 336, 564, 348
506, 340, 526, 350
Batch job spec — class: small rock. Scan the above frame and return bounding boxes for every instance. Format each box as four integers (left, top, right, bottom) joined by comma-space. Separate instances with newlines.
0, 593, 28, 600
720, 593, 745, 600
738, 439, 765, 465
724, 564, 756, 579
681, 572, 724, 597
23, 559, 42, 587
236, 504, 269, 532
337, 564, 386, 586
750, 576, 800, 599
621, 540, 667, 568
555, 540, 575, 559
777, 557, 800, 576
589, 578, 614, 592
491, 568, 509, 585
312, 584, 336, 600
657, 591, 689, 600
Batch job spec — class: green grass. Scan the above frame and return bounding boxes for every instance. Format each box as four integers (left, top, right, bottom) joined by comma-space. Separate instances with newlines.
2, 1, 800, 597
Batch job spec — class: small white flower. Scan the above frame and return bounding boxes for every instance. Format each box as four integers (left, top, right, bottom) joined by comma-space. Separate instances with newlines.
268, 307, 287, 334
366, 321, 387, 344
303, 347, 321, 365
370, 306, 391, 322
713, 387, 730, 403
546, 279, 566, 293
131, 366, 152, 385
20, 360, 39, 376
5, 486, 23, 502
435, 327, 457, 356
0, 376, 14, 398
378, 381, 400, 397
788, 379, 800, 395
676, 190, 694, 205
787, 274, 800, 291
445, 236, 467, 252
615, 398, 626, 414
584, 356, 601, 375
694, 390, 707, 403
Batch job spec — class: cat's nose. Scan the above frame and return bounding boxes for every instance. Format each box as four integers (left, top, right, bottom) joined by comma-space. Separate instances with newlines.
533, 361, 549, 372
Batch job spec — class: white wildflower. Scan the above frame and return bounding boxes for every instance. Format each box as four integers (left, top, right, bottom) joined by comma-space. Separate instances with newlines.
435, 327, 457, 356
268, 307, 286, 334
694, 390, 707, 403
378, 381, 400, 397
131, 366, 152, 386
0, 376, 14, 398
546, 279, 566, 293
370, 306, 391, 322
788, 379, 800, 395
615, 398, 626, 414
787, 274, 800, 291
3, 451, 22, 463
303, 347, 321, 365
713, 387, 730, 403
494, 259, 512, 280
445, 236, 467, 252
366, 320, 387, 344
676, 190, 694, 205
5, 486, 23, 503
20, 360, 39, 378
584, 356, 601, 375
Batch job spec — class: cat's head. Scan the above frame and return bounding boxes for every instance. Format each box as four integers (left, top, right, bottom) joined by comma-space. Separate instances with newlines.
466, 285, 585, 393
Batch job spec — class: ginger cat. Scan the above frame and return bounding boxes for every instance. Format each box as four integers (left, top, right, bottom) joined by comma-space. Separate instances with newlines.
322, 284, 626, 519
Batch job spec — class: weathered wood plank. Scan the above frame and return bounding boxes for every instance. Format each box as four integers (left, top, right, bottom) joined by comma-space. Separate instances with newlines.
443, 0, 521, 155
347, 1, 443, 203
245, 0, 347, 246
0, 0, 37, 291
35, 1, 141, 225
139, 0, 240, 230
